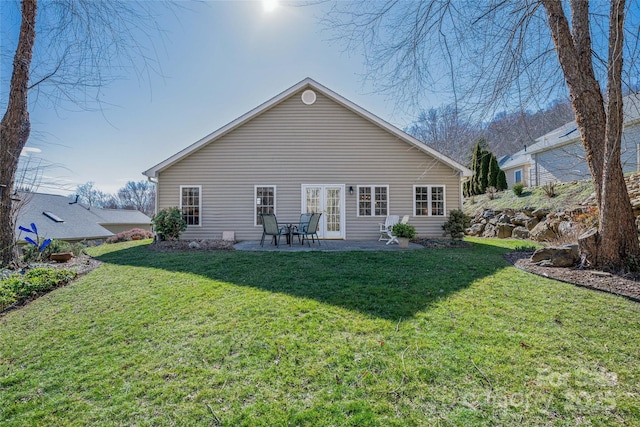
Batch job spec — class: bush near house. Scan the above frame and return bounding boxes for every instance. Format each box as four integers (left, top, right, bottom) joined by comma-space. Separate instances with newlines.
106, 228, 154, 243
152, 207, 187, 240
442, 209, 471, 240
512, 182, 525, 196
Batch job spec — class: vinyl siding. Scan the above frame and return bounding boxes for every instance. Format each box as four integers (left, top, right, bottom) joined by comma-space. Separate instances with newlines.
157, 89, 463, 240
504, 164, 531, 188
531, 121, 640, 185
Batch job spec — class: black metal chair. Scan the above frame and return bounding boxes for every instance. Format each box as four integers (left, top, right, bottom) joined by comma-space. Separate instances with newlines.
292, 212, 322, 246
259, 214, 287, 247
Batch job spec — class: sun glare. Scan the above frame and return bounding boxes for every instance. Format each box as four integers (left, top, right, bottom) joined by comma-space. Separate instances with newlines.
263, 0, 279, 13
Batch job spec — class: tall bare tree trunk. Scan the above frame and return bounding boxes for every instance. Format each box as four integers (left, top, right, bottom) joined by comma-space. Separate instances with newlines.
0, 0, 37, 266
542, 0, 639, 270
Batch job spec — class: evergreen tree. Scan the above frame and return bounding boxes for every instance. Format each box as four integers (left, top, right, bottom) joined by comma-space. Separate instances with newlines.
479, 150, 490, 194
487, 155, 500, 188
497, 169, 508, 191
469, 142, 483, 196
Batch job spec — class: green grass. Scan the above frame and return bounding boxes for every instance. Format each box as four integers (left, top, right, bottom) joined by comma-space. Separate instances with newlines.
465, 180, 594, 215
1, 239, 639, 426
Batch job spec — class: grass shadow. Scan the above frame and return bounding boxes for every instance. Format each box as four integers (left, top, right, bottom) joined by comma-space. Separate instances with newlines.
91, 241, 514, 320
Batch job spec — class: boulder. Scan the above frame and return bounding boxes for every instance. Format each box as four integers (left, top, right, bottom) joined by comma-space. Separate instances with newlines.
511, 212, 531, 226
482, 224, 497, 238
531, 208, 551, 219
557, 221, 576, 237
525, 217, 539, 230
497, 213, 512, 224
496, 223, 516, 238
512, 226, 530, 239
188, 241, 201, 249
482, 209, 495, 219
467, 223, 485, 236
529, 221, 557, 241
531, 245, 579, 267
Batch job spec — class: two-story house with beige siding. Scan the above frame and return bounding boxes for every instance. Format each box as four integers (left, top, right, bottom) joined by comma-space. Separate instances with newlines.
143, 78, 472, 241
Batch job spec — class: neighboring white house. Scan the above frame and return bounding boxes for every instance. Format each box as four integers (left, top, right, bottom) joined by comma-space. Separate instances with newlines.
143, 78, 472, 241
499, 93, 640, 188
15, 192, 152, 243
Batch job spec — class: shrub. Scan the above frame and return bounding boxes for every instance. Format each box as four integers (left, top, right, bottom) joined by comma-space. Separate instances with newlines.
152, 207, 187, 240
392, 223, 416, 239
573, 206, 599, 230
542, 181, 557, 198
442, 209, 471, 240
22, 239, 86, 263
0, 284, 17, 310
106, 228, 154, 243
0, 268, 76, 301
512, 183, 525, 196
486, 186, 497, 200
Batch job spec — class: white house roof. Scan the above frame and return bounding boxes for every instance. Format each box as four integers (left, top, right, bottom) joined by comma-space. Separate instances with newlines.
499, 92, 640, 170
528, 93, 640, 155
143, 78, 473, 178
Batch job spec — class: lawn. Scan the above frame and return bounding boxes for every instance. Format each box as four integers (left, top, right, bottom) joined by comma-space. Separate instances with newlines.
1, 238, 639, 426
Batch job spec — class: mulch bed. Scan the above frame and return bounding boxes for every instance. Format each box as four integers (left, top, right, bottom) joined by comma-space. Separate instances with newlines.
147, 239, 236, 252
505, 252, 640, 303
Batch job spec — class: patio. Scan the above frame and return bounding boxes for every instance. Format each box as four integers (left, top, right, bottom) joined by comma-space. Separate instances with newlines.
234, 239, 424, 252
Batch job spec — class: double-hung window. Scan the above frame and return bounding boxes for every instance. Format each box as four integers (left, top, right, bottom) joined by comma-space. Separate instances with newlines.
180, 185, 201, 226
255, 186, 276, 225
358, 185, 388, 216
414, 185, 445, 216
514, 169, 523, 184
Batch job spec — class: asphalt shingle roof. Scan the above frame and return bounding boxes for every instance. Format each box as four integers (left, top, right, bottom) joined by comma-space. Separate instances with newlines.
14, 192, 152, 242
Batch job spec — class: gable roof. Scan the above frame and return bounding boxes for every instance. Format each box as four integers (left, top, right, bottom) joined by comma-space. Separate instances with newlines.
15, 192, 152, 242
143, 78, 472, 178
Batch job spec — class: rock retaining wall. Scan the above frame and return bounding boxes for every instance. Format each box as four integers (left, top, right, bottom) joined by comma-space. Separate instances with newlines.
466, 207, 581, 242
468, 172, 640, 241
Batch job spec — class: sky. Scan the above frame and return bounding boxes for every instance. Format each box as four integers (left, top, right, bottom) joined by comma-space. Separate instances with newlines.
1, 0, 429, 196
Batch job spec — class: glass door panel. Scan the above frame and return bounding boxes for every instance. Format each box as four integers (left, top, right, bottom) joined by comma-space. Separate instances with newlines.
302, 184, 344, 239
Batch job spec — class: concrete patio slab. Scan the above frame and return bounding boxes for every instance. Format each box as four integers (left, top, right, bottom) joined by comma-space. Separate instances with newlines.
234, 240, 424, 252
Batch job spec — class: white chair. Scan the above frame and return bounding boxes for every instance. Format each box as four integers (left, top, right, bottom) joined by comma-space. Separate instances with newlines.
378, 215, 400, 242
386, 215, 410, 245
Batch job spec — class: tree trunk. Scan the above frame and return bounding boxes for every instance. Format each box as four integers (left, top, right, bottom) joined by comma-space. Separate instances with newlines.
596, 0, 639, 268
542, 0, 640, 270
0, 0, 37, 267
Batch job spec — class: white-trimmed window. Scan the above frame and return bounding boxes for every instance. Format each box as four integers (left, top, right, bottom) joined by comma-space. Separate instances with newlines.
514, 169, 523, 184
255, 185, 276, 225
414, 185, 445, 216
358, 185, 388, 216
180, 185, 201, 226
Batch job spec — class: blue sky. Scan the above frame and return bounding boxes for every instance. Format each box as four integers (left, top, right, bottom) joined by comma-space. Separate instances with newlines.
2, 1, 427, 196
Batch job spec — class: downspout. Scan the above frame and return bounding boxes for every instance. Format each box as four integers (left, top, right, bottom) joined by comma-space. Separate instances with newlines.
147, 175, 158, 216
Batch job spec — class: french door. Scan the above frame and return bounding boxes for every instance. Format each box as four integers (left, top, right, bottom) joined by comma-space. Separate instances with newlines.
301, 184, 345, 239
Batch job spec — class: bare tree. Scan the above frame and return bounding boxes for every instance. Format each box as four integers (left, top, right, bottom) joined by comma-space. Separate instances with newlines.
406, 104, 481, 164
326, 0, 640, 270
73, 182, 115, 208
0, 0, 173, 266
117, 180, 156, 216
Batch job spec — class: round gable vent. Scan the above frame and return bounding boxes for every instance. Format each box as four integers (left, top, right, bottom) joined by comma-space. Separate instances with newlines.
301, 89, 317, 105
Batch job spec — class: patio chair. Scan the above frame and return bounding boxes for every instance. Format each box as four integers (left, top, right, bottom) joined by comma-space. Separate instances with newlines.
259, 213, 288, 247
292, 213, 313, 244
378, 215, 400, 242
386, 215, 410, 245
293, 212, 322, 246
